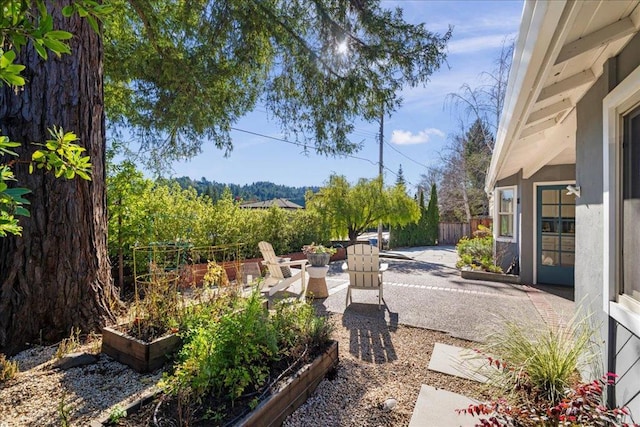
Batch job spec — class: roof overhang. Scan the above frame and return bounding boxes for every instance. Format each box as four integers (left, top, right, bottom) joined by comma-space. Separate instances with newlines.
486, 0, 640, 192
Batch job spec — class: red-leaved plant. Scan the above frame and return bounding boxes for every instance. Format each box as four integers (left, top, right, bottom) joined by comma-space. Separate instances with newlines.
457, 372, 638, 426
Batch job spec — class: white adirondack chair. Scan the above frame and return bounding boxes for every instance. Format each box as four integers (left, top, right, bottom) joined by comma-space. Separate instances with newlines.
258, 241, 308, 300
342, 243, 388, 309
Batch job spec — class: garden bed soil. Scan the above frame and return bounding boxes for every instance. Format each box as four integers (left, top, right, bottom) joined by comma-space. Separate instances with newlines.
111, 341, 338, 426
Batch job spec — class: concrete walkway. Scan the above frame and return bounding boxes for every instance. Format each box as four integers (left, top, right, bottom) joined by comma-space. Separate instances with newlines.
408, 385, 481, 427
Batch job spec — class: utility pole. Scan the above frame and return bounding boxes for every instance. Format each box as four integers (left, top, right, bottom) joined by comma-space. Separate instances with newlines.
377, 107, 384, 250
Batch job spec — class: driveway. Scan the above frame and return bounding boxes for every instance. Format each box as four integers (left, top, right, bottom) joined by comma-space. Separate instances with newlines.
317, 246, 575, 342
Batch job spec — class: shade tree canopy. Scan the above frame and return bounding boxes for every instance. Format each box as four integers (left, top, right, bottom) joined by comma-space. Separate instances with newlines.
104, 0, 451, 169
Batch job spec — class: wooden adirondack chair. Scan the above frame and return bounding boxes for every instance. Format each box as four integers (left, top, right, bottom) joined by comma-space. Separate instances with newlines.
258, 241, 308, 300
342, 243, 388, 309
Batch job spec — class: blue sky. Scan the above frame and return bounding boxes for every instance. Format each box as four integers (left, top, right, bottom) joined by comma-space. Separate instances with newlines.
168, 1, 524, 190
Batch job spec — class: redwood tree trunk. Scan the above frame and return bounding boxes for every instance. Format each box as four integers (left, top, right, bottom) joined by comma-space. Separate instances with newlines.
0, 1, 116, 355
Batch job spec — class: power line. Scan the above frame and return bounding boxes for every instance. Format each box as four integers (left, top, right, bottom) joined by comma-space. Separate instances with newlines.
229, 126, 423, 189
229, 126, 378, 166
383, 138, 431, 170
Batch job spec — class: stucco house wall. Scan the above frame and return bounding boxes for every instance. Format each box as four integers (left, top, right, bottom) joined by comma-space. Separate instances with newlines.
576, 31, 640, 415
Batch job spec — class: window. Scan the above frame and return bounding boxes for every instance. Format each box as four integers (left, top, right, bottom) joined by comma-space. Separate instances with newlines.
621, 105, 640, 311
604, 62, 640, 333
496, 186, 516, 240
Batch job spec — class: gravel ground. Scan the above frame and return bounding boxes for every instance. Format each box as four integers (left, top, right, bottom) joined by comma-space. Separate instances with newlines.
0, 309, 492, 427
284, 310, 491, 427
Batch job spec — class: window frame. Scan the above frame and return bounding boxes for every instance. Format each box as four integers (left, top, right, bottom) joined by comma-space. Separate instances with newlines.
494, 185, 517, 243
603, 63, 640, 336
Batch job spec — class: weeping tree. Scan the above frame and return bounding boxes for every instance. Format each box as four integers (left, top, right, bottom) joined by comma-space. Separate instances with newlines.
306, 174, 420, 244
1, 0, 450, 354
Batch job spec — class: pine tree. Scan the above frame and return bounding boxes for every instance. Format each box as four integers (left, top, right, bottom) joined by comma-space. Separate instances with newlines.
426, 183, 440, 245
396, 164, 406, 188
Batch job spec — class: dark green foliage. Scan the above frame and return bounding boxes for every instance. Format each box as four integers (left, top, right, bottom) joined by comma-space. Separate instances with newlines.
172, 176, 318, 206
425, 183, 439, 244
389, 183, 439, 248
395, 165, 406, 187
104, 0, 451, 171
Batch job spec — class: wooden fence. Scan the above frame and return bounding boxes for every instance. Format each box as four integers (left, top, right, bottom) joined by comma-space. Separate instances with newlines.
438, 218, 492, 245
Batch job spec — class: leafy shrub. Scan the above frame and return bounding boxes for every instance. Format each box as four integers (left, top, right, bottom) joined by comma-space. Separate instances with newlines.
161, 290, 333, 423
458, 374, 636, 426
0, 353, 19, 382
272, 299, 333, 356
163, 290, 277, 401
456, 226, 502, 273
202, 261, 229, 287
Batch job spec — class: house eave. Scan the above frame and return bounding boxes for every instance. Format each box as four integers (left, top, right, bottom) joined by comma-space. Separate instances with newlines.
487, 0, 640, 192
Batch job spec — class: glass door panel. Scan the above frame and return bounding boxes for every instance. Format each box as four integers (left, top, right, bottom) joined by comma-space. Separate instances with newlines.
537, 185, 575, 286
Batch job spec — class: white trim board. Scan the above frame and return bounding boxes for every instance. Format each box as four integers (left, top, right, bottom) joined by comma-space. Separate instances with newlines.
602, 62, 640, 336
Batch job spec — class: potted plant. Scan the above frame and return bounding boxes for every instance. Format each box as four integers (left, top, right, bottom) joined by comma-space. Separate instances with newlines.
302, 242, 337, 267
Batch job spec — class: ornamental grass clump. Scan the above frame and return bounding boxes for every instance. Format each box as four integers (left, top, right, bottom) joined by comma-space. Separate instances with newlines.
483, 313, 597, 405
454, 313, 638, 426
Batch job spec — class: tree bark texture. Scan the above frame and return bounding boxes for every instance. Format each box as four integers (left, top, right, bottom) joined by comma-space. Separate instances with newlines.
0, 1, 116, 355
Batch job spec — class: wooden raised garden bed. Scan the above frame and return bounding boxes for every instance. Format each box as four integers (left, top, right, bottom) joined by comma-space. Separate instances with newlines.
237, 340, 338, 427
92, 340, 338, 426
101, 326, 181, 373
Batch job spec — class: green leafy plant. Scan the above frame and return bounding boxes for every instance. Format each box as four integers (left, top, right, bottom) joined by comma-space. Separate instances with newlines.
162, 290, 277, 403
456, 226, 502, 273
106, 405, 127, 424
159, 290, 333, 424
0, 0, 113, 237
58, 393, 72, 427
272, 299, 333, 355
203, 261, 229, 288
0, 353, 19, 382
30, 127, 92, 180
302, 242, 337, 255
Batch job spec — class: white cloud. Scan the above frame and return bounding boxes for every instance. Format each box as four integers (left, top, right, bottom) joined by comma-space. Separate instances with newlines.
448, 33, 518, 55
391, 128, 445, 145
